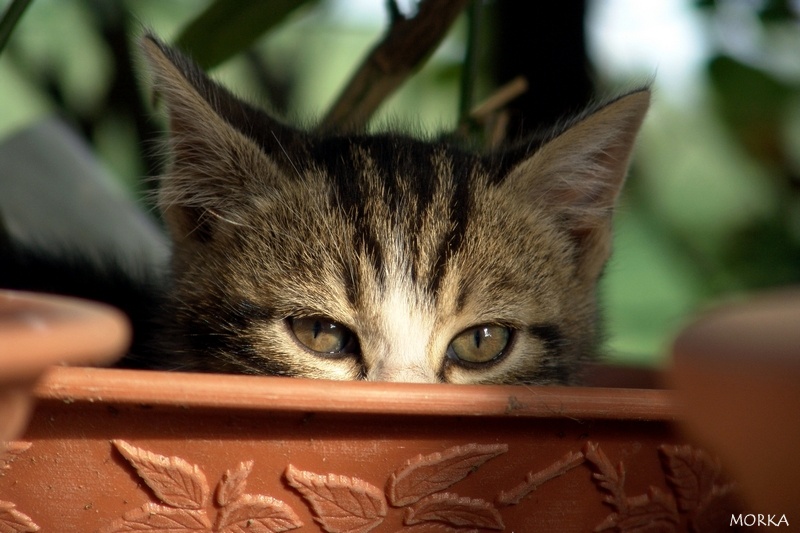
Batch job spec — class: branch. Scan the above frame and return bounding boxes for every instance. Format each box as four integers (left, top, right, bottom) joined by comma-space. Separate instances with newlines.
468, 76, 528, 123
320, 0, 468, 132
0, 0, 33, 56
453, 76, 528, 148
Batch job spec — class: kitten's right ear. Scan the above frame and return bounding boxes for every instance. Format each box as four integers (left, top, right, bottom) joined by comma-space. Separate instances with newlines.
139, 35, 289, 242
502, 89, 650, 280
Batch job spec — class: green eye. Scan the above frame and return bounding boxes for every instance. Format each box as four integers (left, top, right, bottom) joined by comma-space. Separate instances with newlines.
289, 317, 358, 356
447, 325, 511, 365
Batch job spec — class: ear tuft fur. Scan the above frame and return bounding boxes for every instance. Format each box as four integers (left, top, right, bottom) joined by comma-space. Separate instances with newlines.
139, 35, 282, 243
503, 89, 650, 277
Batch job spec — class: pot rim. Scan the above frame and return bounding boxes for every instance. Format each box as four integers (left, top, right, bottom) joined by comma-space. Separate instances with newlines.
34, 366, 678, 421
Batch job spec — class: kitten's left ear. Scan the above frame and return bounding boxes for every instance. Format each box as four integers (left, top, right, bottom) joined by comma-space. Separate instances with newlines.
503, 89, 650, 279
139, 34, 292, 242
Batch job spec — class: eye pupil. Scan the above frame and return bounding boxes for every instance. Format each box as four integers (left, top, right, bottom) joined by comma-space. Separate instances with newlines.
473, 328, 484, 349
448, 325, 511, 365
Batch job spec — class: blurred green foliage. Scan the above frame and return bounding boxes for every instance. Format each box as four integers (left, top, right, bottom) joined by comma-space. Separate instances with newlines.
1, 0, 799, 366
603, 0, 800, 364
176, 0, 317, 69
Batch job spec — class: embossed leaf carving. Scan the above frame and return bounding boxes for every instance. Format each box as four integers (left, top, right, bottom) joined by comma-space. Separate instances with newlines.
0, 442, 31, 476
216, 461, 253, 507
216, 494, 303, 533
387, 443, 508, 507
594, 488, 680, 533
584, 441, 626, 510
658, 444, 721, 512
404, 493, 504, 530
659, 444, 740, 531
0, 501, 39, 533
586, 442, 681, 533
113, 440, 209, 510
99, 503, 211, 532
496, 449, 585, 506
397, 524, 478, 533
284, 465, 386, 533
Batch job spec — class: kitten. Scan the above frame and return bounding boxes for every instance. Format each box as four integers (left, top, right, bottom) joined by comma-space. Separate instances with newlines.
0, 36, 649, 384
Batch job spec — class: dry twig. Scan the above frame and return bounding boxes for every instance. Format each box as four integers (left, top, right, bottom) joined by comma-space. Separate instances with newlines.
320, 0, 468, 132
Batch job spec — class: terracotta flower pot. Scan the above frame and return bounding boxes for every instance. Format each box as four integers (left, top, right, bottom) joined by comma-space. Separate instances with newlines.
4, 366, 733, 532
3, 289, 783, 532
0, 290, 129, 442
670, 288, 800, 522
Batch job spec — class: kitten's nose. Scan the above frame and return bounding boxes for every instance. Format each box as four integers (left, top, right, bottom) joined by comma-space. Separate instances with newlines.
366, 361, 438, 383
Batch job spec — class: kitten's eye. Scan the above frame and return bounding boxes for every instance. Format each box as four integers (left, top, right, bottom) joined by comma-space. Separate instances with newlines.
448, 325, 511, 365
289, 317, 357, 356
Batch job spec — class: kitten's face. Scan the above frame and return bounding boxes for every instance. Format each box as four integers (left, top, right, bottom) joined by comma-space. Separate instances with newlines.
170, 137, 586, 384
142, 36, 649, 384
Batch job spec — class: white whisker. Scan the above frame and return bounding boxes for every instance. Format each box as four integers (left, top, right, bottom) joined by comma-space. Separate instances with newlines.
272, 130, 303, 179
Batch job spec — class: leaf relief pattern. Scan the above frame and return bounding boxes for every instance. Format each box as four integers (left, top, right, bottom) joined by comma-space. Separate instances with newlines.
395, 525, 478, 533
216, 494, 304, 533
404, 493, 504, 530
585, 441, 681, 533
0, 500, 40, 533
287, 443, 509, 531
496, 449, 585, 506
98, 439, 738, 532
113, 439, 209, 510
284, 465, 386, 533
386, 443, 507, 507
583, 441, 745, 533
395, 522, 480, 533
103, 503, 212, 532
102, 441, 302, 533
216, 461, 253, 507
0, 442, 31, 476
0, 441, 38, 533
659, 444, 739, 532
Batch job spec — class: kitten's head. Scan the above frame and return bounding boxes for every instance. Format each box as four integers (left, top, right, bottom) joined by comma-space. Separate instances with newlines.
141, 36, 649, 384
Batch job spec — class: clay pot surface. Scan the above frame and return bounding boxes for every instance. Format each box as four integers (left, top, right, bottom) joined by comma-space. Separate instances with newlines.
0, 366, 741, 532
0, 290, 129, 441
671, 288, 800, 519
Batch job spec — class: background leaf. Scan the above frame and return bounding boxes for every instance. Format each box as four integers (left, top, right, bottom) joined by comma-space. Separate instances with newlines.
176, 0, 318, 69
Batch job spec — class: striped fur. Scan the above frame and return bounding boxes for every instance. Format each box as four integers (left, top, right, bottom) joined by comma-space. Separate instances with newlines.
141, 36, 649, 384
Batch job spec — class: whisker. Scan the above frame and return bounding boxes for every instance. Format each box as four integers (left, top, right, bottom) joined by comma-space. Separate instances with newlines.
272, 130, 303, 179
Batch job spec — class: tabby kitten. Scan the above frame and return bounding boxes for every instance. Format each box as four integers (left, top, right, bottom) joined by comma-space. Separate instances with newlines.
135, 35, 649, 385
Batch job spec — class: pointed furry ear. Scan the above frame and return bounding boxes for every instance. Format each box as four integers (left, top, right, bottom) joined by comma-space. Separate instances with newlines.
139, 35, 285, 242
503, 89, 650, 278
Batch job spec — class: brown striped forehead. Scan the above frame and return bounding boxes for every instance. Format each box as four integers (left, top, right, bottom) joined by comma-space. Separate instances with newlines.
305, 135, 481, 298
225, 130, 567, 319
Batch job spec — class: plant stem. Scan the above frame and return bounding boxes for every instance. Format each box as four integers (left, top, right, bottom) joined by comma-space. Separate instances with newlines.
0, 0, 32, 56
